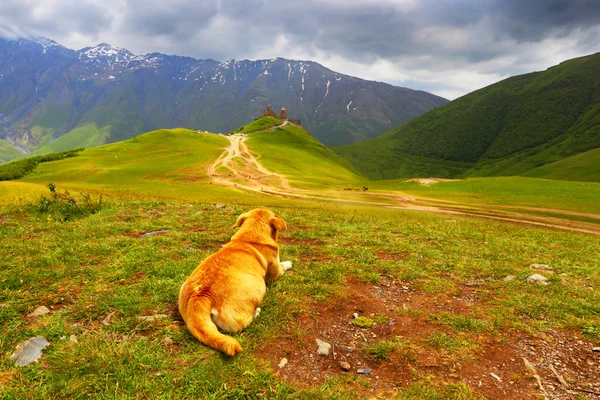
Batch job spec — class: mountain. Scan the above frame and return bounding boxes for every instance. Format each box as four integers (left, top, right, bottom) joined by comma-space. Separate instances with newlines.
333, 52, 600, 181
0, 37, 447, 162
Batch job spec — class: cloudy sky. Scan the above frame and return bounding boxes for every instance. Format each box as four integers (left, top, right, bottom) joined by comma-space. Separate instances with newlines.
1, 0, 600, 99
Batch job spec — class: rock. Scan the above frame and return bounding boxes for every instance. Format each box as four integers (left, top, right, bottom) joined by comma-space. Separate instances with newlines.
352, 313, 359, 319
592, 347, 600, 352
527, 274, 549, 285
140, 230, 171, 238
69, 335, 78, 344
339, 361, 351, 371
278, 358, 288, 368
136, 314, 168, 322
530, 264, 552, 271
11, 336, 50, 366
503, 275, 516, 282
490, 372, 502, 382
316, 339, 331, 356
357, 368, 372, 374
27, 306, 50, 318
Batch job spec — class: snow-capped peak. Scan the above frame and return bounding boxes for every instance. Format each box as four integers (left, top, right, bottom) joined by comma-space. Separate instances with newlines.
79, 43, 134, 60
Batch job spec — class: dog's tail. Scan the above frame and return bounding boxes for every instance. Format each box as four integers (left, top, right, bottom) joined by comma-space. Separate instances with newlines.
181, 295, 242, 357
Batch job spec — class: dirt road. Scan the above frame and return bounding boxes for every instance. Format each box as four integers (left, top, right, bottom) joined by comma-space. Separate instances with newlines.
207, 136, 600, 235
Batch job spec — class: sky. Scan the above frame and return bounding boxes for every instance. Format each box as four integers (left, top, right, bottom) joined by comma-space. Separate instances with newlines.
1, 0, 600, 100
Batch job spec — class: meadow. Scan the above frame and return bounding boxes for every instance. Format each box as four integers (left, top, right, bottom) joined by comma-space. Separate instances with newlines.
1, 122, 600, 399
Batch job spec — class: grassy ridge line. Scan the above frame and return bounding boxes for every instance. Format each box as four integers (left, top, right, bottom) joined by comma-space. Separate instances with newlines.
332, 52, 600, 181
235, 116, 283, 133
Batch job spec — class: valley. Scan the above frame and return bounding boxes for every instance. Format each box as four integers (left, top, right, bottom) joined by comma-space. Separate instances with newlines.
1, 119, 600, 400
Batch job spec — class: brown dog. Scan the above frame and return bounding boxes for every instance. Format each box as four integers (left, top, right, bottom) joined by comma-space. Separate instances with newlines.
178, 208, 292, 356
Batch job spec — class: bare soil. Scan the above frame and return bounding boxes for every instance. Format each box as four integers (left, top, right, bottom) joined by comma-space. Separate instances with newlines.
255, 277, 600, 399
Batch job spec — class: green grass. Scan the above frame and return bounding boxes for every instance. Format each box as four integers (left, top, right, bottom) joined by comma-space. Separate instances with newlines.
523, 147, 600, 182
333, 52, 600, 181
0, 139, 21, 162
18, 128, 242, 201
32, 124, 112, 155
369, 176, 600, 215
2, 199, 598, 398
235, 116, 283, 133
246, 124, 365, 189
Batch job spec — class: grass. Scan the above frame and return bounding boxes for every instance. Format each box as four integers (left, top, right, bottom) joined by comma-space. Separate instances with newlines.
1, 120, 600, 398
1, 194, 599, 398
369, 176, 600, 215
333, 52, 600, 181
246, 124, 365, 189
235, 116, 283, 133
0, 139, 21, 162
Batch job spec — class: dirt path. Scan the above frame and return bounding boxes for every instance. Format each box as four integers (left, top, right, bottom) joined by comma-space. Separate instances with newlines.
206, 137, 600, 235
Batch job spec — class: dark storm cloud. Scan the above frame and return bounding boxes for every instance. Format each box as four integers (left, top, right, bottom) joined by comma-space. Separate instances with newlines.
0, 0, 599, 98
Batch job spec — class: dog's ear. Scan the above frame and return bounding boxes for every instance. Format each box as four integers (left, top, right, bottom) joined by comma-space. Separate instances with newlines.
269, 214, 287, 232
233, 212, 248, 229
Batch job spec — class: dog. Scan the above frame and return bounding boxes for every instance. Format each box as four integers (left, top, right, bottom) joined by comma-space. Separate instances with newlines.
178, 208, 292, 356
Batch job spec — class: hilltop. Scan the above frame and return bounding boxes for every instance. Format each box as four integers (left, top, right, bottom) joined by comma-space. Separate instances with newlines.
0, 37, 447, 163
333, 52, 600, 181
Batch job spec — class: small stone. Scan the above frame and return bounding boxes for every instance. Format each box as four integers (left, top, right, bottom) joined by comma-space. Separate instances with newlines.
353, 313, 359, 319
490, 372, 502, 382
163, 336, 173, 345
357, 368, 372, 374
339, 361, 351, 371
27, 306, 50, 318
278, 358, 288, 368
530, 264, 552, 270
527, 274, 549, 285
316, 339, 331, 356
592, 347, 600, 352
136, 314, 168, 322
69, 335, 78, 344
11, 336, 50, 366
503, 275, 516, 282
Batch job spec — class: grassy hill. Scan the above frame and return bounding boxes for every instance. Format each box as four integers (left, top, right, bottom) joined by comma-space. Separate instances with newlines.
18, 128, 232, 201
333, 52, 600, 181
245, 122, 365, 188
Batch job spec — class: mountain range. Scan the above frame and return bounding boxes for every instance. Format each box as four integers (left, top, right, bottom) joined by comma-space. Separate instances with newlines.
0, 37, 447, 162
334, 52, 600, 182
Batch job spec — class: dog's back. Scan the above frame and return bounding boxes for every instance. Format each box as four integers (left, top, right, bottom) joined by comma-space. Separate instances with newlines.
179, 208, 290, 356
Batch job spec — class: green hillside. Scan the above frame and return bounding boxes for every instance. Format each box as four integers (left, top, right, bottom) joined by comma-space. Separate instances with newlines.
246, 122, 364, 188
0, 139, 21, 162
20, 128, 232, 200
523, 147, 600, 181
333, 52, 600, 181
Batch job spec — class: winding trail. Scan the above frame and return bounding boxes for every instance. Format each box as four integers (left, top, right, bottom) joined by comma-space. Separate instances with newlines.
207, 135, 600, 235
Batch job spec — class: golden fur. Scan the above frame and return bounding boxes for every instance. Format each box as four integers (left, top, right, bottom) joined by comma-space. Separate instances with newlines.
178, 208, 292, 356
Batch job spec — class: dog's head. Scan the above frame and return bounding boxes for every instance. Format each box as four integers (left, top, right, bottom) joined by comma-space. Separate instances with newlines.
233, 208, 287, 243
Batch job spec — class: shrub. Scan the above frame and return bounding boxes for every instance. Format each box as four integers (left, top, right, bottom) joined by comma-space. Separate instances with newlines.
36, 183, 104, 222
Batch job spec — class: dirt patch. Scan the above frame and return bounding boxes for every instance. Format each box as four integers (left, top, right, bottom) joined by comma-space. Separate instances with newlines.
256, 277, 599, 399
376, 251, 409, 261
405, 178, 460, 185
